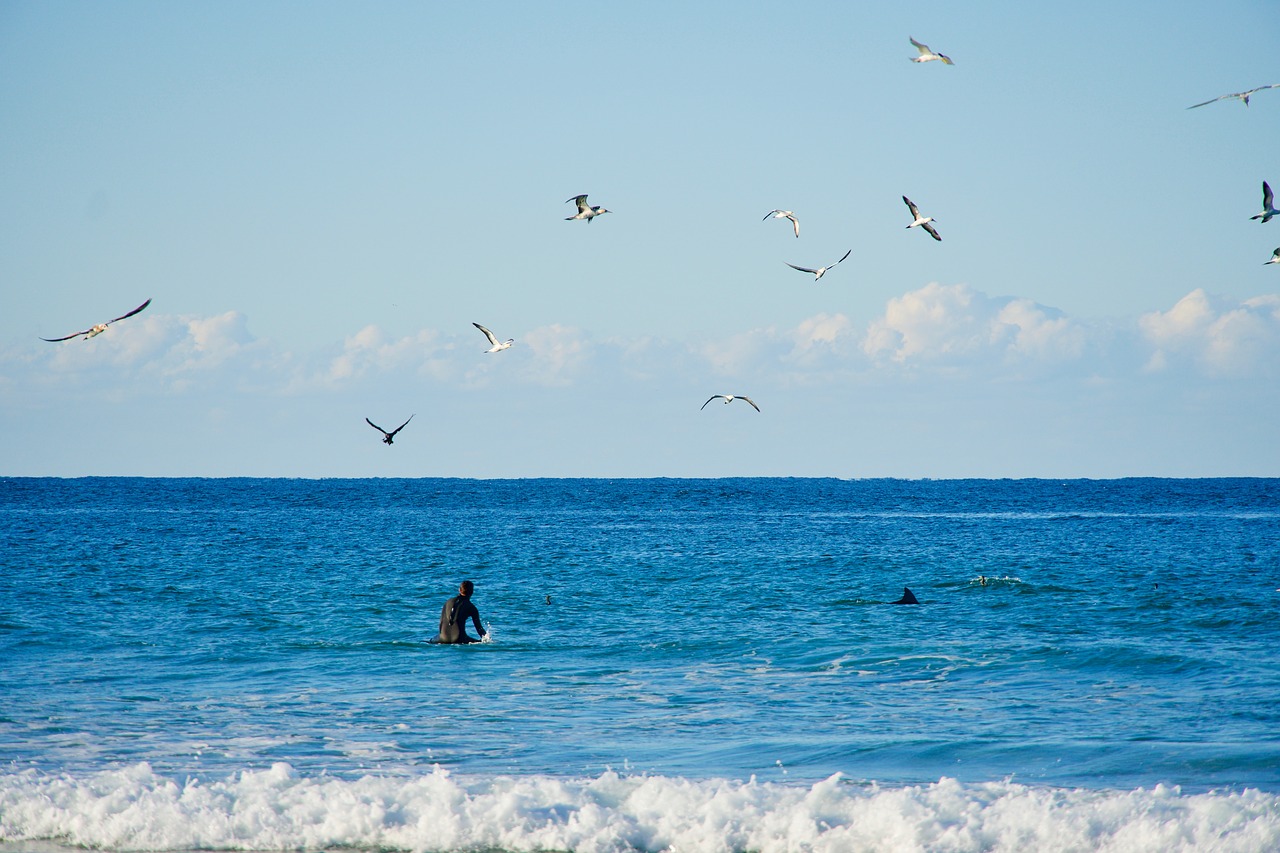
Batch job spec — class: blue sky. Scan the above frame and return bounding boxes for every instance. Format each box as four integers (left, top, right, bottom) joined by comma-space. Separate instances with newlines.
2, 1, 1277, 477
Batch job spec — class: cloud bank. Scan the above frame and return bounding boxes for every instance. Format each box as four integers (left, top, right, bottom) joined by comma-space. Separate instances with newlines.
7, 286, 1279, 405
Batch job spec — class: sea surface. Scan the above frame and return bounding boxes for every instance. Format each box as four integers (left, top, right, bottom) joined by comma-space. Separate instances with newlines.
2, 477, 1279, 852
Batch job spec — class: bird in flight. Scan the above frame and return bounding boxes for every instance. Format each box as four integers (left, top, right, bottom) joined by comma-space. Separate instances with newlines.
565, 194, 611, 222
701, 394, 760, 412
763, 209, 800, 238
473, 322, 514, 353
366, 415, 413, 445
903, 196, 941, 241
1187, 84, 1280, 109
40, 298, 152, 342
786, 249, 852, 281
1251, 181, 1277, 224
909, 37, 954, 65
1266, 248, 1280, 266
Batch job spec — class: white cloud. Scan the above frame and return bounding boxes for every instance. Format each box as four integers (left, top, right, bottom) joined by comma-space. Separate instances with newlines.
697, 326, 778, 376
9, 288, 1279, 411
1140, 289, 1280, 376
992, 299, 1087, 362
515, 324, 593, 387
315, 325, 460, 388
862, 283, 1087, 370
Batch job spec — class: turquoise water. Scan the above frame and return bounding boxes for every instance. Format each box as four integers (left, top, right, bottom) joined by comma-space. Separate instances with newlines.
2, 477, 1279, 852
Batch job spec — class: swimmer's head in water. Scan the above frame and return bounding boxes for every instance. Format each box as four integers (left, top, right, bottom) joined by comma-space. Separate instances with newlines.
459, 580, 474, 596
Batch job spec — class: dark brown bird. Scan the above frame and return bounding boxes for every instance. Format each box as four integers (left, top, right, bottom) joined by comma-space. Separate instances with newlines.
366, 415, 414, 445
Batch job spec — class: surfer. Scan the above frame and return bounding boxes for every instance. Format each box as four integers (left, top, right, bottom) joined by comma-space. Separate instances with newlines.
435, 580, 486, 644
891, 587, 920, 605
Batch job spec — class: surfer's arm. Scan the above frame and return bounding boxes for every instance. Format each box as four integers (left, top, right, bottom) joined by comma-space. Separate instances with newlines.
468, 603, 486, 637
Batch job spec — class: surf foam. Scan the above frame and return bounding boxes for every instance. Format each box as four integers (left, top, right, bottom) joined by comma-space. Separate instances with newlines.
2, 763, 1278, 852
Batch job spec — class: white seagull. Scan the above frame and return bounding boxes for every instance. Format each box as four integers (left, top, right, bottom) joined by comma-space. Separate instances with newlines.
786, 248, 852, 281
41, 297, 152, 342
565, 194, 611, 222
473, 322, 514, 353
1187, 84, 1280, 109
1266, 248, 1280, 265
1251, 181, 1277, 223
909, 37, 954, 65
701, 394, 761, 412
903, 196, 941, 241
763, 209, 800, 238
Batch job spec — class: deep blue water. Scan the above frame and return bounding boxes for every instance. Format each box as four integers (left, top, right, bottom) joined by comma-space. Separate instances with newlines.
2, 478, 1279, 852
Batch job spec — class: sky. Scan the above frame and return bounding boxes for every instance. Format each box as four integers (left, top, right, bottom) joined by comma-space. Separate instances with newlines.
2, 1, 1278, 478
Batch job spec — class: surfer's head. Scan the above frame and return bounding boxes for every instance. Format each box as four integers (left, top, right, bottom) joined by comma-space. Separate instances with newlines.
459, 580, 474, 596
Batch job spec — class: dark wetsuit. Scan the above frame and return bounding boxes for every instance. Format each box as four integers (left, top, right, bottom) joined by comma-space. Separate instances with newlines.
437, 594, 485, 644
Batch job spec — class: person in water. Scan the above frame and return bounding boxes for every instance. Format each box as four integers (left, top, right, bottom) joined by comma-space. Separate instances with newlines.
437, 580, 486, 644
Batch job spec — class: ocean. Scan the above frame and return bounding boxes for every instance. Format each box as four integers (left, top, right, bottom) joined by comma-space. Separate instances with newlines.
2, 477, 1278, 852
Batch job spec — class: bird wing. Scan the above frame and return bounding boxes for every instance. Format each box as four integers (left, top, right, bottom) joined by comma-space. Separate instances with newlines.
701, 395, 726, 410
738, 396, 761, 412
903, 196, 920, 218
1264, 181, 1274, 210
388, 414, 414, 437
938, 54, 954, 65
566, 195, 590, 213
1187, 94, 1228, 109
787, 213, 800, 237
108, 298, 152, 325
833, 248, 852, 265
41, 297, 152, 341
785, 262, 818, 274
763, 209, 783, 220
909, 37, 929, 54
40, 328, 93, 342
366, 418, 388, 435
922, 222, 942, 241
473, 322, 499, 345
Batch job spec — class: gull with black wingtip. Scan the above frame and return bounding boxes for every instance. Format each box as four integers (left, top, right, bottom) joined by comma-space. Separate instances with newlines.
763, 209, 800, 238
909, 37, 954, 65
701, 394, 760, 412
473, 322, 514, 353
565, 194, 611, 223
41, 298, 152, 342
1251, 181, 1277, 224
1188, 84, 1280, 110
903, 196, 941, 241
786, 249, 851, 281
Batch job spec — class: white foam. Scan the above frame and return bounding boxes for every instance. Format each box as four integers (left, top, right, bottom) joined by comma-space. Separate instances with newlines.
2, 764, 1278, 853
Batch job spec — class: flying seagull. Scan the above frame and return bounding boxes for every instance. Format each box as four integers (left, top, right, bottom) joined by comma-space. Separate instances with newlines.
366, 415, 413, 445
909, 37, 954, 65
786, 249, 852, 281
1252, 181, 1277, 224
763, 209, 800, 238
1187, 84, 1280, 109
701, 394, 760, 412
903, 196, 941, 241
1266, 248, 1280, 265
473, 322, 514, 353
565, 194, 611, 222
41, 298, 152, 342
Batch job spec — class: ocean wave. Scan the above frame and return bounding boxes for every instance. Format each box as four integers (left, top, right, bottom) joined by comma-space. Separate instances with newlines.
2, 763, 1278, 853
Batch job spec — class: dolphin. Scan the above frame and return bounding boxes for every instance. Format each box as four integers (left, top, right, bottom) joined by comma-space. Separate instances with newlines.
891, 587, 920, 605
